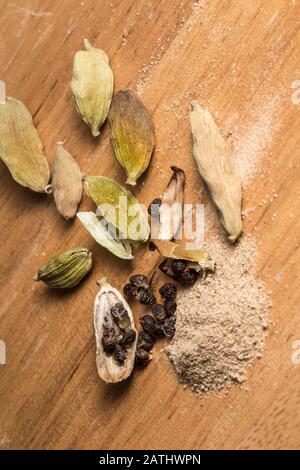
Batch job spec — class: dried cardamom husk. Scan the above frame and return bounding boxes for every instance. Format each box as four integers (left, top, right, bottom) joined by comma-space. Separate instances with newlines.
71, 39, 114, 137
152, 239, 214, 271
155, 239, 215, 285
152, 238, 214, 283
84, 176, 150, 242
157, 166, 185, 240
0, 84, 50, 192
47, 143, 82, 220
77, 211, 133, 260
108, 90, 155, 186
94, 278, 138, 383
190, 101, 242, 243
34, 247, 92, 288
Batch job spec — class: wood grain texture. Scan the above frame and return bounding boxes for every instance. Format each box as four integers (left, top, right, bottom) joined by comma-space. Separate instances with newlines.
0, 0, 300, 450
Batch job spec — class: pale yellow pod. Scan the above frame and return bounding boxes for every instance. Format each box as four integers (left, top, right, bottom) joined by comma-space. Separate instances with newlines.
190, 101, 242, 243
77, 212, 133, 260
50, 143, 82, 220
0, 94, 50, 192
71, 39, 114, 137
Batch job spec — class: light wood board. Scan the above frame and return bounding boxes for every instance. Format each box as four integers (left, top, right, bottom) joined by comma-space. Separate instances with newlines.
0, 0, 300, 450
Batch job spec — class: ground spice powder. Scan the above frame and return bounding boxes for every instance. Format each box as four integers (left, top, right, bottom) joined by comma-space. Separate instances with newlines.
165, 236, 270, 397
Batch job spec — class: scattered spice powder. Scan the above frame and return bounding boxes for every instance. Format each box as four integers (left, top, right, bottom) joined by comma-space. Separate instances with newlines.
165, 236, 270, 397
231, 96, 280, 186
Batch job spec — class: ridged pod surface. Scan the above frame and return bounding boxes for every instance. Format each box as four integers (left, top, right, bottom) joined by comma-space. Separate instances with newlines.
108, 91, 155, 185
190, 101, 242, 243
34, 247, 92, 288
0, 97, 50, 192
84, 176, 150, 242
71, 39, 114, 137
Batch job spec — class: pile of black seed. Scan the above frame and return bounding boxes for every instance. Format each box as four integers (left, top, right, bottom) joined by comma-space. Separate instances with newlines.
123, 274, 177, 367
102, 302, 137, 365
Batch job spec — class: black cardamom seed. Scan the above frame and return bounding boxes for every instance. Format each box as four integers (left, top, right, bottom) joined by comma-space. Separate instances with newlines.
113, 344, 127, 365
137, 331, 155, 351
135, 287, 156, 305
135, 348, 152, 367
159, 283, 177, 300
176, 268, 198, 285
130, 274, 150, 289
171, 259, 187, 275
151, 303, 166, 323
162, 316, 176, 338
164, 298, 177, 316
110, 302, 130, 329
123, 283, 134, 297
119, 328, 137, 348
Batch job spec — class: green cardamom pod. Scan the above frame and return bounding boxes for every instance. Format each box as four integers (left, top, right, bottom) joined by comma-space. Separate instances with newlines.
84, 176, 150, 242
48, 143, 82, 220
71, 39, 114, 137
0, 84, 50, 192
108, 90, 155, 186
34, 247, 92, 288
77, 212, 133, 260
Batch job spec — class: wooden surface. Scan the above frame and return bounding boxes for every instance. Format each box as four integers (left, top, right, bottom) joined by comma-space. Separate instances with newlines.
0, 0, 300, 450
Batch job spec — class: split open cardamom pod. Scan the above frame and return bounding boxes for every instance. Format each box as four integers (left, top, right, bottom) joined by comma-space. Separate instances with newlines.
47, 143, 82, 220
71, 39, 114, 137
150, 166, 185, 240
153, 239, 214, 269
77, 211, 133, 260
0, 83, 50, 192
152, 239, 215, 285
94, 278, 138, 383
84, 176, 150, 242
34, 247, 92, 288
190, 101, 242, 243
108, 90, 155, 186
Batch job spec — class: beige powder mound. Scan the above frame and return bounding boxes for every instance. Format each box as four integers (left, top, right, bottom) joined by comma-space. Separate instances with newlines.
165, 236, 270, 397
